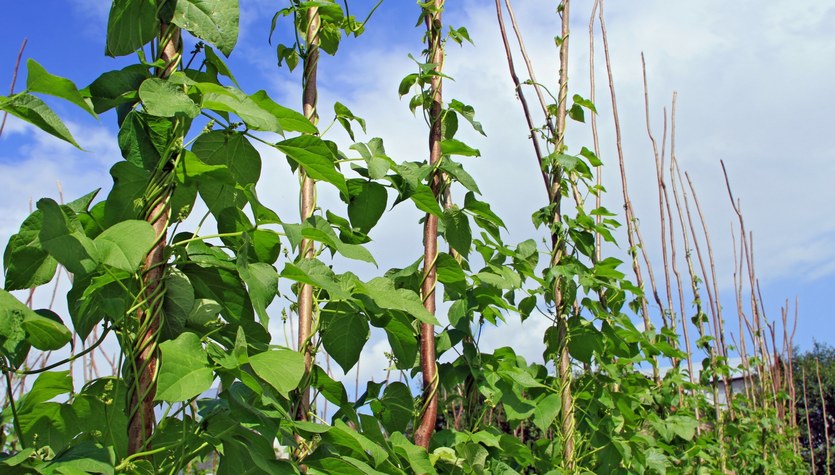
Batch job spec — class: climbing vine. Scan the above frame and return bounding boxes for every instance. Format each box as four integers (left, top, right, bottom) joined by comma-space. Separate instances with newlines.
0, 0, 807, 473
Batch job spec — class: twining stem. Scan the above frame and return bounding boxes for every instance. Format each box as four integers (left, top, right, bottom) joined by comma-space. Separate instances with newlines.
296, 4, 321, 422
552, 1, 575, 469
414, 0, 444, 451
127, 22, 180, 456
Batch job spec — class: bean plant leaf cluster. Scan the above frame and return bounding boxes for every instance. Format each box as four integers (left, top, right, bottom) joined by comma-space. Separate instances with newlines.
0, 0, 807, 473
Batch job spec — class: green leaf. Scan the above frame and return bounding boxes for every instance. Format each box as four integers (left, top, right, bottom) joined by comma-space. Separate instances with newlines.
572, 93, 597, 113
334, 102, 366, 141
204, 45, 240, 86
324, 420, 389, 467
85, 65, 149, 113
499, 366, 547, 389
105, 0, 160, 57
248, 348, 305, 397
464, 191, 506, 231
567, 318, 603, 364
476, 266, 521, 290
17, 370, 72, 412
46, 441, 115, 475
192, 131, 261, 214
532, 393, 561, 431
310, 365, 353, 417
281, 259, 350, 300
250, 90, 316, 134
322, 307, 369, 373
93, 220, 156, 272
439, 159, 480, 194
156, 332, 214, 402
37, 198, 99, 275
440, 138, 480, 157
192, 132, 259, 185
117, 110, 174, 169
668, 415, 698, 441
390, 432, 436, 474
67, 273, 133, 340
381, 312, 417, 369
377, 383, 414, 435
300, 216, 376, 265
139, 78, 200, 118
360, 277, 438, 325
409, 185, 443, 217
176, 149, 231, 186
443, 206, 472, 255
173, 0, 240, 56
22, 309, 72, 351
568, 103, 585, 122
0, 93, 80, 148
3, 209, 58, 291
398, 73, 419, 96
104, 161, 150, 226
244, 184, 281, 225
448, 99, 484, 135
276, 135, 348, 195
181, 264, 254, 323
237, 261, 277, 326
70, 378, 128, 460
161, 270, 194, 341
26, 59, 96, 116
346, 180, 387, 234
0, 291, 63, 355
197, 83, 282, 133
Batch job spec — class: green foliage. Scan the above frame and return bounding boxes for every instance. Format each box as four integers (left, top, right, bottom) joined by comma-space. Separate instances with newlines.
0, 0, 807, 473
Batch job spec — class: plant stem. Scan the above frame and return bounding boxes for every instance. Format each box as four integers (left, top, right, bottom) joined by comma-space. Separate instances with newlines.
296, 2, 321, 423
553, 1, 575, 469
414, 0, 444, 451
127, 22, 180, 456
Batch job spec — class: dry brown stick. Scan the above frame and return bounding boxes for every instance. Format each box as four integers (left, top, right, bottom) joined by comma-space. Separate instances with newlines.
668, 95, 707, 431
674, 162, 729, 460
494, 0, 549, 191
685, 172, 732, 411
0, 38, 27, 139
803, 366, 819, 474
789, 299, 800, 444
414, 0, 444, 451
731, 229, 754, 403
757, 282, 779, 411
640, 56, 675, 337
816, 359, 831, 474
296, 4, 321, 423
723, 162, 772, 409
504, 0, 585, 219
599, 0, 655, 359
656, 105, 694, 404
588, 0, 603, 262
682, 174, 720, 350
749, 239, 771, 407
503, 0, 556, 139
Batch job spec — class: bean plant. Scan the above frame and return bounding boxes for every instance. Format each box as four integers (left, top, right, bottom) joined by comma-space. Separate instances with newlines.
0, 0, 807, 474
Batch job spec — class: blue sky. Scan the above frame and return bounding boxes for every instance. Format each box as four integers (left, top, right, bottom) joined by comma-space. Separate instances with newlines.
1, 1, 834, 386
